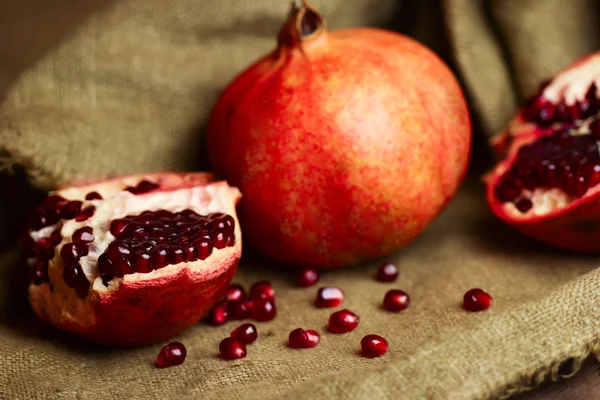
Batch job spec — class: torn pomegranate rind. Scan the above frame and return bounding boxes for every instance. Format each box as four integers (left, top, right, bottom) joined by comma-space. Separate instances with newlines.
25, 172, 242, 346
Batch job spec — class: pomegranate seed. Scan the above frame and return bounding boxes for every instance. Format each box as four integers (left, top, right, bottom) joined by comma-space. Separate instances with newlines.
229, 300, 253, 320
195, 238, 213, 260
249, 280, 275, 301
251, 298, 276, 322
360, 334, 388, 358
297, 268, 319, 287
74, 206, 96, 222
211, 229, 228, 249
230, 323, 258, 344
382, 289, 410, 312
60, 201, 83, 219
85, 191, 103, 200
60, 243, 80, 266
126, 180, 159, 195
590, 119, 600, 140
132, 252, 152, 273
208, 301, 229, 326
288, 328, 320, 349
219, 337, 247, 360
463, 288, 493, 312
30, 260, 49, 285
328, 309, 359, 333
97, 254, 115, 281
514, 197, 533, 213
72, 226, 94, 247
315, 287, 344, 308
63, 264, 90, 298
115, 258, 135, 277
156, 341, 186, 368
223, 283, 246, 302
110, 219, 129, 236
376, 262, 398, 282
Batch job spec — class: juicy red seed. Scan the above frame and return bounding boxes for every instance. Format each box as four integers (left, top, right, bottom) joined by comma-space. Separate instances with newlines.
60, 243, 80, 266
463, 288, 493, 312
97, 254, 115, 281
230, 323, 258, 344
168, 246, 187, 264
376, 262, 398, 282
288, 328, 320, 349
110, 219, 129, 236
115, 258, 135, 277
156, 341, 187, 368
132, 252, 152, 273
30, 260, 49, 285
219, 337, 247, 360
59, 201, 83, 219
63, 263, 84, 287
75, 277, 91, 299
208, 301, 229, 326
49, 230, 62, 245
315, 287, 344, 308
152, 246, 169, 269
223, 284, 246, 302
297, 268, 319, 287
251, 298, 276, 322
514, 197, 533, 213
191, 237, 211, 260
360, 334, 388, 358
249, 280, 275, 301
34, 237, 56, 260
72, 226, 94, 246
383, 289, 410, 312
211, 229, 228, 249
85, 192, 103, 200
590, 119, 600, 140
107, 242, 131, 260
126, 180, 159, 195
74, 206, 95, 222
328, 309, 359, 333
183, 244, 197, 262
229, 300, 253, 320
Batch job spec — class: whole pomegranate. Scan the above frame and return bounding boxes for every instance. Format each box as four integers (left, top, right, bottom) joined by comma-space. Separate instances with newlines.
24, 172, 242, 346
486, 52, 600, 252
207, 1, 471, 267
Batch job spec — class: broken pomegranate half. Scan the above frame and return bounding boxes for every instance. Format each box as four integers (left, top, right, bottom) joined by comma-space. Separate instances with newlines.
490, 52, 599, 159
486, 118, 600, 252
24, 172, 242, 346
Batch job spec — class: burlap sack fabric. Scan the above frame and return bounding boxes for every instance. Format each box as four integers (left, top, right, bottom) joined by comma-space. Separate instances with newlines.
0, 0, 599, 399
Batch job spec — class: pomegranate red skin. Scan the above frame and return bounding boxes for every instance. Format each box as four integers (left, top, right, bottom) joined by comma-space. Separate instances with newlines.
28, 173, 243, 346
486, 145, 600, 253
207, 4, 471, 268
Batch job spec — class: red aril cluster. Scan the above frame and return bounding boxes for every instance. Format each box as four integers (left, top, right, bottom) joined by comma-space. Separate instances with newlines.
288, 328, 320, 349
27, 195, 96, 231
524, 83, 598, 126
494, 126, 600, 212
360, 334, 388, 358
315, 287, 344, 308
206, 281, 277, 325
97, 210, 236, 282
156, 341, 187, 368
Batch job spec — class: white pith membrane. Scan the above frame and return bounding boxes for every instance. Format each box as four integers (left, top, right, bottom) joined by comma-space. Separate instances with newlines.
542, 53, 600, 106
27, 173, 242, 328
500, 118, 600, 218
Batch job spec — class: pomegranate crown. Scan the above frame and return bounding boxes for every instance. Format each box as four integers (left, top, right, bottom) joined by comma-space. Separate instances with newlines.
277, 0, 326, 48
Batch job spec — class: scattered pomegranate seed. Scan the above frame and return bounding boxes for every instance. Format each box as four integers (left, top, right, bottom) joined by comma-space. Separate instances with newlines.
126, 180, 159, 195
360, 334, 388, 358
249, 280, 275, 300
252, 298, 276, 322
376, 262, 398, 282
85, 191, 103, 200
229, 299, 253, 320
328, 309, 359, 333
156, 341, 187, 368
223, 283, 246, 302
74, 206, 96, 222
207, 301, 229, 325
219, 337, 247, 360
288, 328, 320, 349
230, 323, 258, 344
463, 288, 493, 312
382, 289, 410, 312
297, 268, 319, 287
315, 287, 344, 308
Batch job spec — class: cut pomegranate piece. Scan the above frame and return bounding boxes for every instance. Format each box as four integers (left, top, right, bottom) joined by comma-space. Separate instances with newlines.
486, 119, 600, 252
230, 323, 258, 344
360, 334, 388, 358
376, 262, 398, 282
463, 288, 493, 312
328, 309, 359, 333
24, 173, 242, 346
219, 337, 247, 360
297, 268, 319, 287
490, 52, 600, 159
156, 341, 187, 368
248, 280, 275, 301
382, 289, 410, 312
315, 287, 344, 308
288, 328, 320, 349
